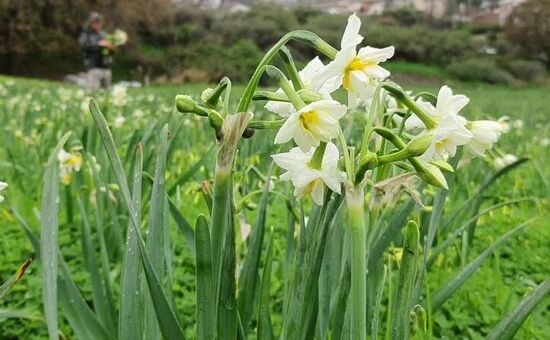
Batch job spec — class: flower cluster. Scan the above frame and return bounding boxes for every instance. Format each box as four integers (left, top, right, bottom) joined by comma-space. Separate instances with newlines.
107, 29, 128, 47
266, 14, 506, 205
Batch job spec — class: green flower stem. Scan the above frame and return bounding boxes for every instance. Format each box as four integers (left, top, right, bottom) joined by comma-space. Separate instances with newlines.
253, 90, 289, 102
338, 126, 354, 181
253, 89, 324, 104
382, 84, 436, 130
358, 84, 383, 161
346, 186, 367, 340
237, 30, 336, 113
265, 65, 306, 110
204, 77, 230, 111
279, 46, 304, 90
373, 128, 446, 188
209, 113, 253, 334
309, 142, 327, 170
247, 119, 285, 130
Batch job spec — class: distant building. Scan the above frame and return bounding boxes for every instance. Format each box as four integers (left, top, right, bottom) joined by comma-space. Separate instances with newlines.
173, 0, 525, 27
468, 0, 525, 26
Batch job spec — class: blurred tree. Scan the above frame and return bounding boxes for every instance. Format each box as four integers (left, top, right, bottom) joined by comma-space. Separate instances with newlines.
505, 0, 550, 68
0, 0, 173, 76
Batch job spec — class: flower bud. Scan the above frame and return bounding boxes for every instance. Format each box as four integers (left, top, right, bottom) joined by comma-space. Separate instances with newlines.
176, 95, 210, 117
200, 88, 216, 103
413, 305, 427, 333
176, 95, 199, 113
430, 160, 454, 173
417, 163, 448, 189
405, 135, 432, 157
297, 88, 324, 103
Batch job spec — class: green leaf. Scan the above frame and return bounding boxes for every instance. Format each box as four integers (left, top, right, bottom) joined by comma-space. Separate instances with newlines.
487, 278, 550, 340
430, 218, 535, 311
89, 99, 186, 340
77, 197, 114, 332
167, 145, 214, 195
40, 131, 71, 340
209, 113, 253, 336
257, 232, 274, 340
168, 197, 195, 256
13, 204, 112, 339
145, 124, 170, 340
390, 221, 420, 340
427, 198, 534, 267
195, 214, 214, 340
0, 259, 32, 301
0, 309, 40, 322
11, 209, 40, 259
58, 260, 113, 340
283, 193, 343, 339
238, 165, 273, 331
119, 143, 144, 340
441, 157, 529, 234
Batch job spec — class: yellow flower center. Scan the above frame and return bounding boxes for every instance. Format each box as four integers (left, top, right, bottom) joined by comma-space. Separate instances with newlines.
300, 179, 322, 197
300, 110, 320, 132
343, 58, 376, 90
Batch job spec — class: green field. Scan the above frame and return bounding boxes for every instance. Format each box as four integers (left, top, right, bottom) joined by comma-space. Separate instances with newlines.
0, 75, 549, 339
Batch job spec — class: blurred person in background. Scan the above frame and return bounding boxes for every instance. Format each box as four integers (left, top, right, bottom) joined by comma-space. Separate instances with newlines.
79, 12, 114, 90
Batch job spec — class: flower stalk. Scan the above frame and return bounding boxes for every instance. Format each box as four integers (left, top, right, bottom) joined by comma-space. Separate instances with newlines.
346, 185, 368, 340
382, 84, 437, 129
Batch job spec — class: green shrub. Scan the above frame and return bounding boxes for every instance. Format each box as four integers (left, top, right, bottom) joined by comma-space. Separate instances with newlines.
365, 25, 477, 65
503, 60, 547, 82
447, 58, 516, 85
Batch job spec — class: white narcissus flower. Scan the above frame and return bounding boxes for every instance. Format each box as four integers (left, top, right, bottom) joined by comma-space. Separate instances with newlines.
114, 115, 126, 128
316, 14, 394, 108
493, 154, 518, 170
58, 149, 83, 185
406, 86, 473, 161
265, 57, 340, 117
465, 120, 506, 157
0, 181, 7, 203
274, 99, 348, 151
111, 85, 128, 107
272, 142, 345, 205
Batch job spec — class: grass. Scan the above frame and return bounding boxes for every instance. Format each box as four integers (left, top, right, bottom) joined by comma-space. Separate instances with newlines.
0, 75, 549, 339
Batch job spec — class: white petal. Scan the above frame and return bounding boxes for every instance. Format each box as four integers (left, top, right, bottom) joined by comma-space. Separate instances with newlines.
292, 169, 320, 188
321, 170, 343, 194
357, 46, 395, 63
347, 89, 360, 109
265, 100, 294, 117
299, 57, 325, 83
274, 114, 299, 144
311, 180, 326, 205
294, 128, 319, 152
341, 14, 363, 49
321, 142, 340, 168
405, 115, 425, 130
364, 65, 391, 80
